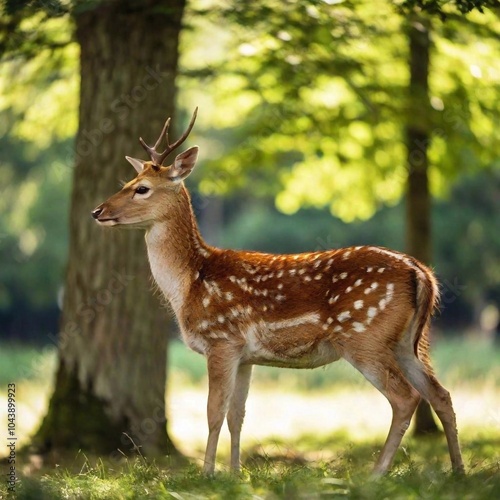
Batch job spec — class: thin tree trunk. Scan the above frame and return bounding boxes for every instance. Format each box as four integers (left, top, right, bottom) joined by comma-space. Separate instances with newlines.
33, 0, 186, 459
405, 15, 440, 435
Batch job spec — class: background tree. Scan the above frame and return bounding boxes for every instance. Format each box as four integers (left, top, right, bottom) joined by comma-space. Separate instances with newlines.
1, 0, 188, 458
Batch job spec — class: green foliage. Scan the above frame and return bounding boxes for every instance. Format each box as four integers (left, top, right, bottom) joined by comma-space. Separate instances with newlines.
0, 8, 76, 337
0, 0, 71, 60
399, 0, 500, 18
190, 0, 500, 221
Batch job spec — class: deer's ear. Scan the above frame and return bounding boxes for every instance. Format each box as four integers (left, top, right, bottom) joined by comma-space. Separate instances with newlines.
167, 146, 199, 183
125, 156, 146, 174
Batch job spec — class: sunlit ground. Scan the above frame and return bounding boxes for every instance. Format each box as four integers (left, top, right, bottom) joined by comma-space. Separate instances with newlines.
0, 338, 499, 469
169, 381, 500, 466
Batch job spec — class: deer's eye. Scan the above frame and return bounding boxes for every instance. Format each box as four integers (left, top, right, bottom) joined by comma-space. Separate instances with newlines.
135, 186, 150, 195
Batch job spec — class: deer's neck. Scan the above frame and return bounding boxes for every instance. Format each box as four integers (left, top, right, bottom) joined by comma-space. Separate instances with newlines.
145, 186, 210, 314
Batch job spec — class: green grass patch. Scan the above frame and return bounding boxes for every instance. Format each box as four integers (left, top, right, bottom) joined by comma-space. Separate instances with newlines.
4, 431, 499, 499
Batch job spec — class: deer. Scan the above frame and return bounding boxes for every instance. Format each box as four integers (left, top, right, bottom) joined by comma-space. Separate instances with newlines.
92, 108, 465, 476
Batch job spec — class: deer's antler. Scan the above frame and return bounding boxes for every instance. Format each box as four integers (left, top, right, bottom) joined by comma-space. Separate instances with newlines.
139, 107, 198, 166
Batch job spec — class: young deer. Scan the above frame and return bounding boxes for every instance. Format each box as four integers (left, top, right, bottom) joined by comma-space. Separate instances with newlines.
92, 109, 464, 475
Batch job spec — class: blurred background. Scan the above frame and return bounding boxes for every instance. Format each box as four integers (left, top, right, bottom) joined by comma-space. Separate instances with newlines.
0, 0, 499, 467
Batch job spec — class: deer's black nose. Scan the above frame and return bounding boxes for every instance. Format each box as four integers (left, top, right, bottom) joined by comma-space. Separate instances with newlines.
92, 207, 103, 219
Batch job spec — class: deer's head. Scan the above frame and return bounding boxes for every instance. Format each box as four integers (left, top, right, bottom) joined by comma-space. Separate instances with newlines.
92, 108, 199, 228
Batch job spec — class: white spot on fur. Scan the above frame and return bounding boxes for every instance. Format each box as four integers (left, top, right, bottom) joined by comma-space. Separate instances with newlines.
225, 292, 233, 301
364, 282, 379, 294
203, 297, 210, 307
277, 270, 284, 278
352, 322, 366, 333
340, 272, 348, 279
343, 251, 351, 259
333, 326, 343, 333
354, 300, 364, 310
328, 294, 340, 305
367, 307, 378, 319
268, 312, 320, 330
304, 276, 312, 282
379, 298, 388, 310
367, 267, 373, 273
378, 267, 385, 273
315, 274, 322, 280
277, 283, 283, 290
218, 315, 225, 323
346, 286, 353, 293
354, 279, 363, 287
337, 311, 351, 322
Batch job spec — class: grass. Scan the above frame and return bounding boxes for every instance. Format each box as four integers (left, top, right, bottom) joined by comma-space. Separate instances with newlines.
3, 431, 500, 499
0, 337, 499, 498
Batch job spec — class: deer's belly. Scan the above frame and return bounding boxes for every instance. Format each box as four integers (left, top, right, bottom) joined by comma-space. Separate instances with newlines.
243, 337, 341, 369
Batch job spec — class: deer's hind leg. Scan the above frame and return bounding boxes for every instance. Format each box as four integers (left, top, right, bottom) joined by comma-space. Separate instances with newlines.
395, 349, 465, 474
343, 347, 421, 475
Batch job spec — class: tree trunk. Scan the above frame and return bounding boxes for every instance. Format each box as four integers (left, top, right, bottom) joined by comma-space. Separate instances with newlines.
33, 0, 186, 460
405, 16, 440, 435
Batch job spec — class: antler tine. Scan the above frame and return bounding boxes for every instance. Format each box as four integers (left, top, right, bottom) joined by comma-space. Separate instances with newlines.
138, 108, 198, 166
164, 107, 198, 156
139, 117, 170, 165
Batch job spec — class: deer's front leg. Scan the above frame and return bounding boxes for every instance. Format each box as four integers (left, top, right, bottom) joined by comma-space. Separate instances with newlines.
227, 364, 253, 471
203, 345, 241, 474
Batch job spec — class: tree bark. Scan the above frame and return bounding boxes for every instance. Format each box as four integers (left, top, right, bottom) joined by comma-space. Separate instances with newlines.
405, 16, 440, 435
33, 0, 186, 459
